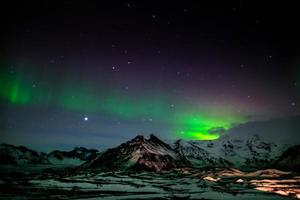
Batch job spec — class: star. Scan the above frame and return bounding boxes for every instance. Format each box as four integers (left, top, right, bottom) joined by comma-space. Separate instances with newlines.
84, 117, 88, 121
291, 102, 296, 107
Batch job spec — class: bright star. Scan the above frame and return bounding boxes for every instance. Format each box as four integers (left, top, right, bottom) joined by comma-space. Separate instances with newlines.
84, 117, 88, 121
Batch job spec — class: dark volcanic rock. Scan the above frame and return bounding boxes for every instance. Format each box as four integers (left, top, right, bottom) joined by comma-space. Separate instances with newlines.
81, 134, 189, 172
275, 145, 300, 172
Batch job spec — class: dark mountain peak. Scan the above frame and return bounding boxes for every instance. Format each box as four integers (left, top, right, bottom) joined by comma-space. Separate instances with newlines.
150, 133, 171, 143
283, 144, 300, 155
129, 135, 145, 143
126, 134, 170, 148
275, 144, 300, 172
147, 134, 166, 144
175, 139, 182, 144
174, 139, 183, 149
147, 134, 173, 150
81, 134, 187, 172
149, 134, 158, 140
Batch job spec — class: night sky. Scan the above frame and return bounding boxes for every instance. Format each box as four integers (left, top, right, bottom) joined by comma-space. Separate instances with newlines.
1, 1, 300, 151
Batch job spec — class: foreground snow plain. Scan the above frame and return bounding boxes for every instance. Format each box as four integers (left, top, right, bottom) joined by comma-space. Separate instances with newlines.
0, 165, 298, 200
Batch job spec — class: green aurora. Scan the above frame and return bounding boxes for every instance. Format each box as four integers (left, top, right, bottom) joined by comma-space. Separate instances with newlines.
0, 63, 246, 140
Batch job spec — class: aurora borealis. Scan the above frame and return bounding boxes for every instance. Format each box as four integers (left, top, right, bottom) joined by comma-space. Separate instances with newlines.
1, 1, 300, 151
0, 61, 245, 141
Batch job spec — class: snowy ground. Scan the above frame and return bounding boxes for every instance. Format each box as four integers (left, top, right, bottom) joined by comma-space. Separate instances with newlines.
0, 166, 298, 200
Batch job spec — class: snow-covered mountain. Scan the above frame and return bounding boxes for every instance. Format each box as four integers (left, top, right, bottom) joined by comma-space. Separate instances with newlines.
48, 147, 98, 165
172, 139, 232, 168
81, 134, 189, 172
81, 133, 294, 172
0, 144, 99, 166
182, 134, 289, 170
170, 116, 299, 170
0, 144, 49, 164
1, 121, 298, 172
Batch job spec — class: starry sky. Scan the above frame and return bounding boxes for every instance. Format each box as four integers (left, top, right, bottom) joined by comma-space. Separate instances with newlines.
1, 1, 300, 151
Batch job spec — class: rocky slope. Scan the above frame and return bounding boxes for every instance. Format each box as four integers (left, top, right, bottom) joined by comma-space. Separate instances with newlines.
81, 133, 295, 172
275, 145, 300, 172
81, 134, 189, 172
0, 144, 49, 164
1, 134, 298, 172
173, 139, 232, 168
186, 134, 288, 170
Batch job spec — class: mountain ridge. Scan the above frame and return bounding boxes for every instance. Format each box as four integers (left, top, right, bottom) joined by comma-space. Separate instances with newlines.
0, 143, 99, 165
81, 134, 190, 172
1, 134, 299, 172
